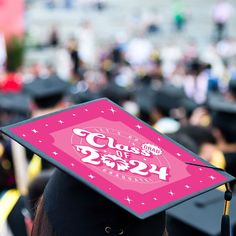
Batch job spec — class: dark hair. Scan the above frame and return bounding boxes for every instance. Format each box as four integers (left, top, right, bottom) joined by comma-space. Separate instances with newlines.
34, 94, 64, 109
28, 170, 53, 219
178, 125, 216, 147
31, 196, 56, 236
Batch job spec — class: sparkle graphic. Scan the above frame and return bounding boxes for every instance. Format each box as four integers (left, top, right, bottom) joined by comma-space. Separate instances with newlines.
125, 196, 133, 204
58, 120, 64, 124
141, 202, 145, 205
89, 174, 95, 179
109, 107, 116, 114
22, 134, 26, 137
176, 153, 181, 156
200, 180, 203, 183
71, 163, 75, 167
52, 151, 58, 155
169, 190, 174, 196
136, 125, 142, 129
72, 114, 76, 116
45, 124, 49, 127
38, 140, 42, 143
153, 197, 158, 201
199, 168, 203, 171
209, 175, 216, 180
85, 109, 88, 112
101, 111, 104, 113
32, 129, 38, 133
157, 137, 161, 141
185, 185, 190, 189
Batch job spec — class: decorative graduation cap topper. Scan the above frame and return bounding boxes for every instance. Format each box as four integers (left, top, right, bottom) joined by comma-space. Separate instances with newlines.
0, 98, 234, 221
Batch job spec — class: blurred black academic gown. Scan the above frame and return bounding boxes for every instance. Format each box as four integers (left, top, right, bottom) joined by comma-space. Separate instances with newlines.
0, 189, 27, 236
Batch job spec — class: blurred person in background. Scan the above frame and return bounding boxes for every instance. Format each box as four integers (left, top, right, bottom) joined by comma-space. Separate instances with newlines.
212, 0, 233, 41
67, 37, 83, 81
183, 59, 208, 105
172, 0, 187, 32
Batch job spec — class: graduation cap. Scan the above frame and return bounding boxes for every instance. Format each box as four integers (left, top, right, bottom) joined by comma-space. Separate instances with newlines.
23, 76, 70, 109
153, 85, 185, 115
0, 98, 234, 235
0, 93, 31, 125
167, 188, 236, 236
0, 93, 30, 114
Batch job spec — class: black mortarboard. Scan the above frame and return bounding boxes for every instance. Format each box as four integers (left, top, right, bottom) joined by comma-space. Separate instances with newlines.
23, 76, 70, 109
99, 81, 131, 105
0, 98, 234, 235
153, 85, 184, 116
0, 93, 31, 125
167, 189, 236, 236
0, 93, 30, 114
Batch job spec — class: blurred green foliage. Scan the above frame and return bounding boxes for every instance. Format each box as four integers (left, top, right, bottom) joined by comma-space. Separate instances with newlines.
6, 37, 25, 72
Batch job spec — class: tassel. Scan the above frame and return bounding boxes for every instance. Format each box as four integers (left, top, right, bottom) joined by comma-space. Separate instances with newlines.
221, 183, 232, 236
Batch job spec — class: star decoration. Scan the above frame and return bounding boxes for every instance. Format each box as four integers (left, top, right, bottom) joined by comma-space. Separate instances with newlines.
85, 109, 88, 112
32, 129, 38, 133
176, 153, 181, 156
22, 134, 26, 137
52, 151, 58, 155
136, 125, 142, 129
209, 175, 216, 180
141, 202, 145, 205
38, 140, 42, 143
125, 196, 133, 204
45, 124, 49, 127
169, 190, 174, 196
109, 107, 116, 114
199, 168, 203, 171
200, 180, 203, 183
157, 137, 161, 141
101, 111, 104, 113
58, 120, 64, 124
71, 163, 75, 167
88, 174, 95, 179
153, 197, 158, 201
185, 185, 190, 189
72, 114, 76, 116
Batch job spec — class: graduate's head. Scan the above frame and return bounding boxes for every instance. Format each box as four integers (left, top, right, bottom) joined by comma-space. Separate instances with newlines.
32, 169, 167, 236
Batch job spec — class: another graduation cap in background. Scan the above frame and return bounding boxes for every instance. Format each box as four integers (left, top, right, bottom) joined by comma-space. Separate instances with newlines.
0, 98, 234, 236
23, 76, 70, 109
0, 93, 31, 126
167, 188, 236, 236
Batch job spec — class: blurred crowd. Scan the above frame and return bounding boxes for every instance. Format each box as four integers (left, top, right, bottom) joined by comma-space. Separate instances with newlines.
0, 0, 236, 235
